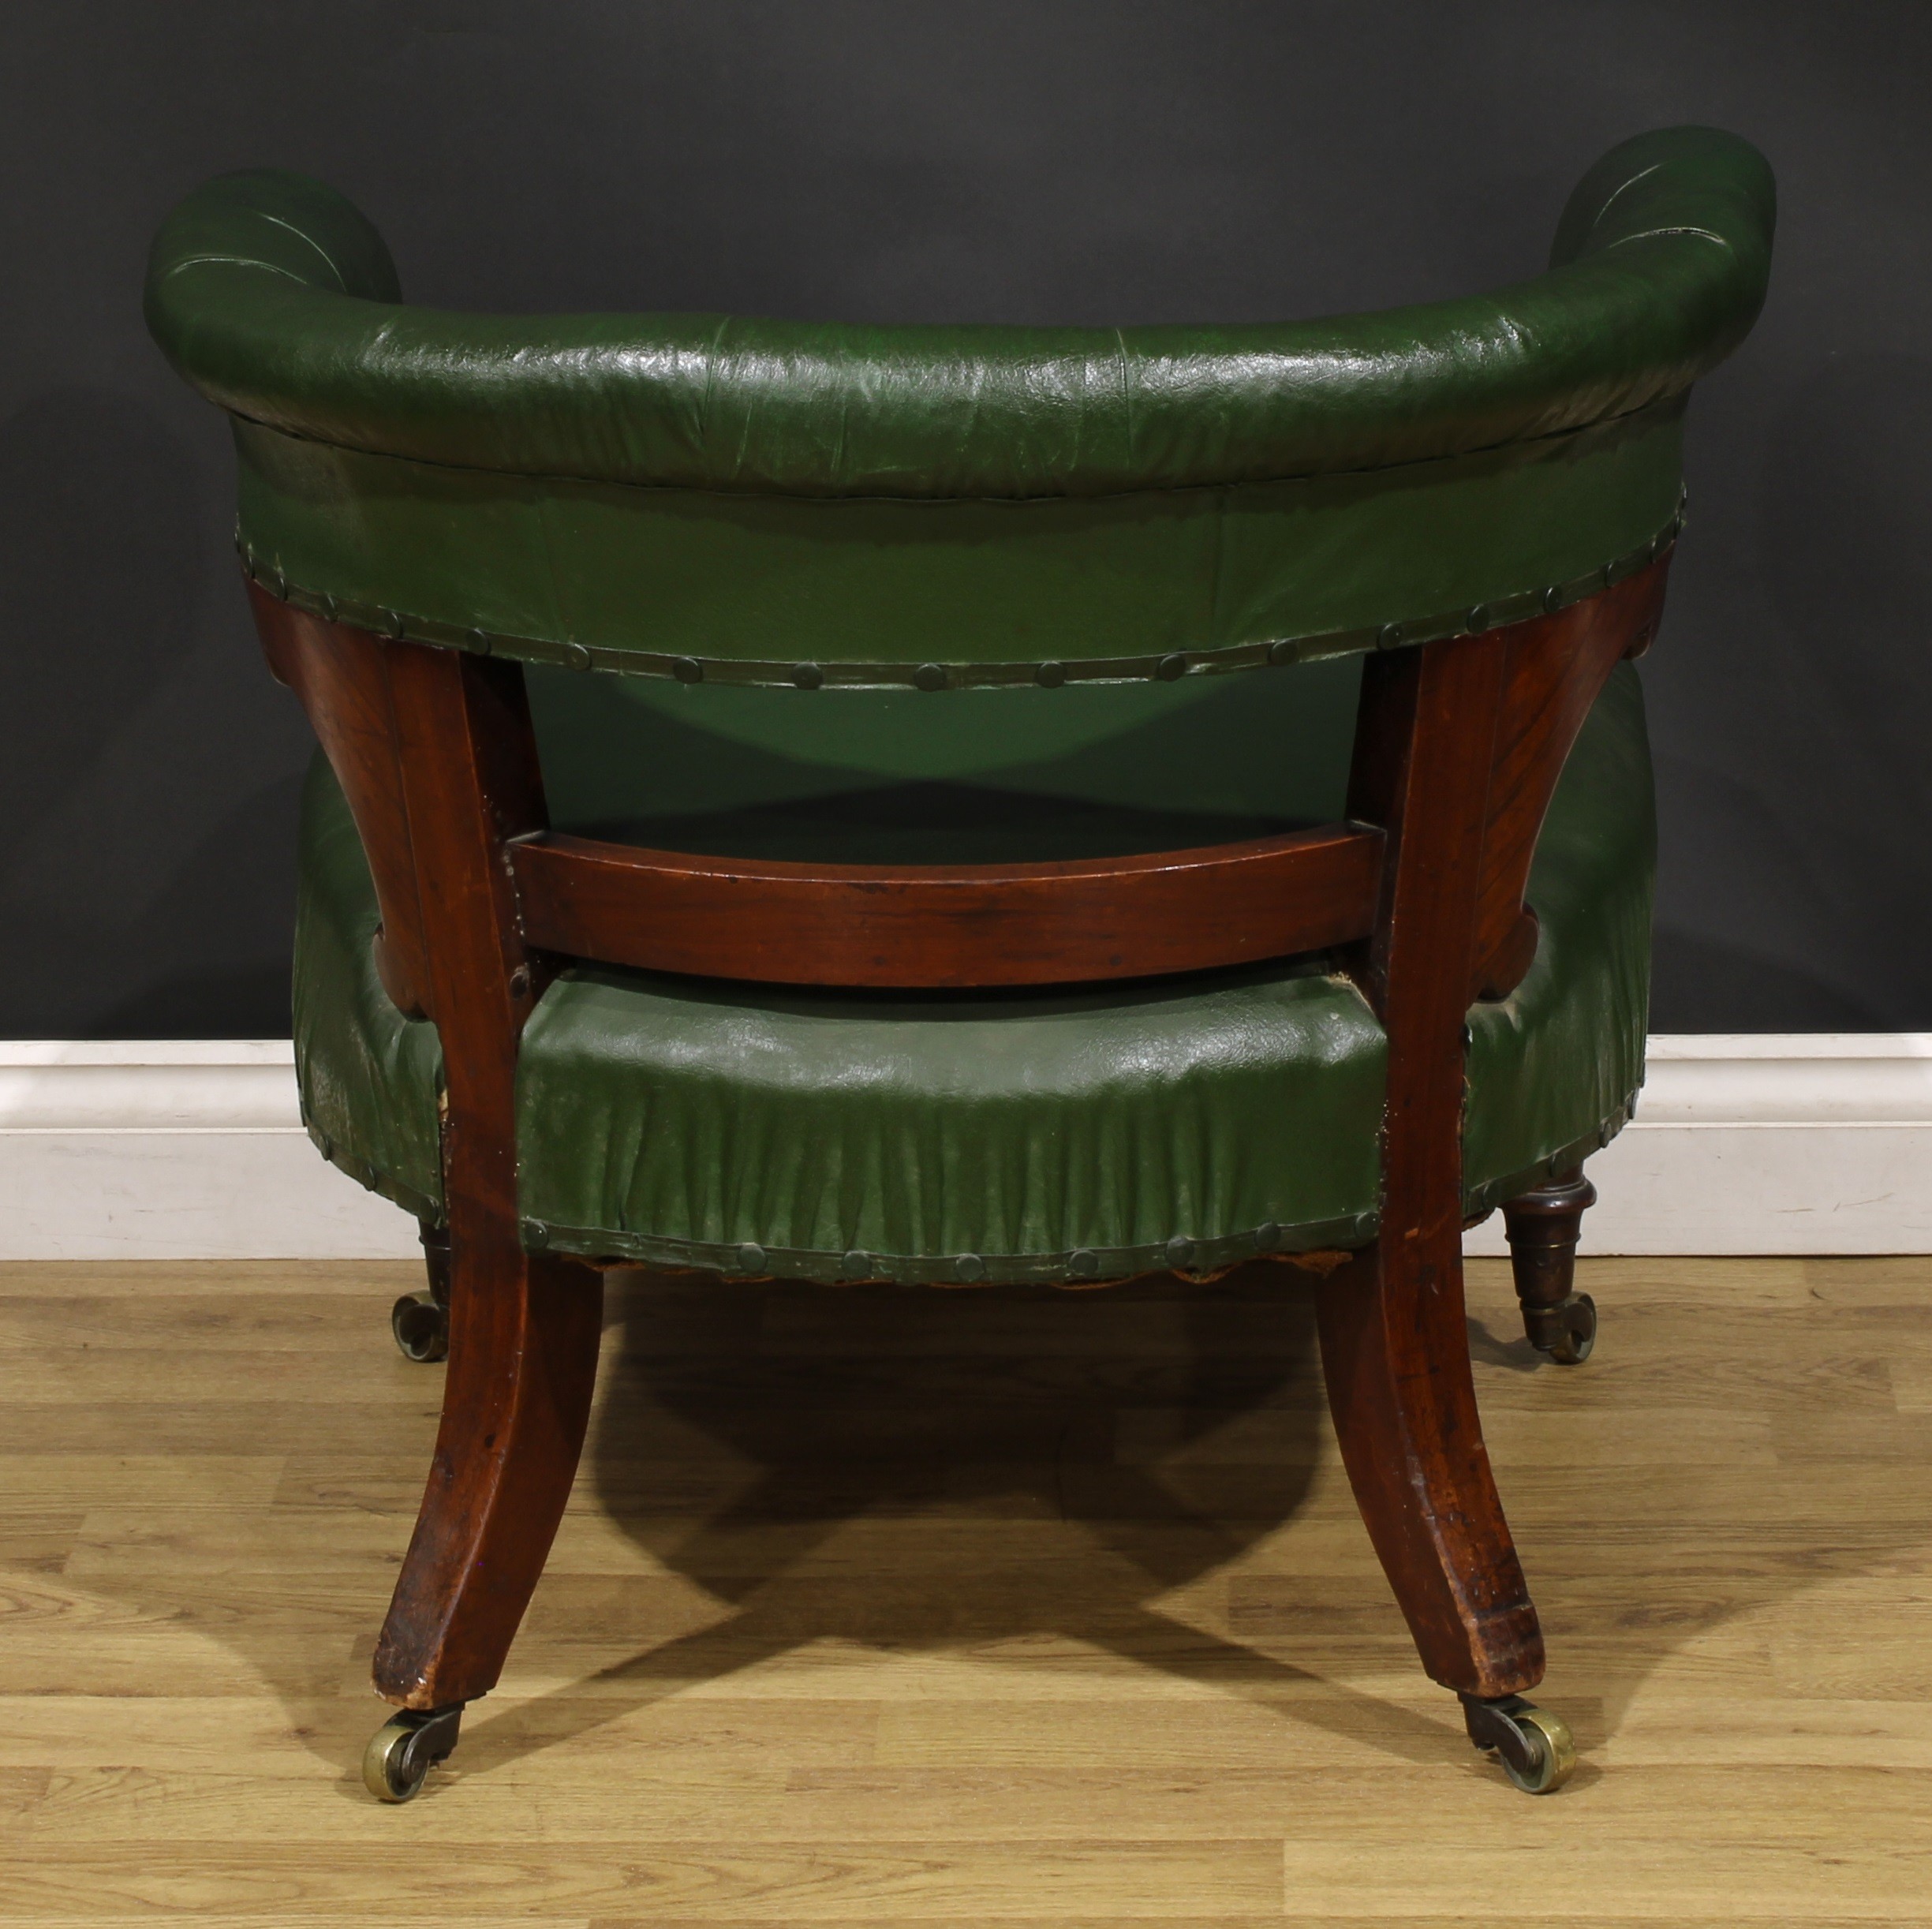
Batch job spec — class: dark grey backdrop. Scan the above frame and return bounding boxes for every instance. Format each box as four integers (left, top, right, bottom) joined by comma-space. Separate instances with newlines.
3, 1, 1926, 1036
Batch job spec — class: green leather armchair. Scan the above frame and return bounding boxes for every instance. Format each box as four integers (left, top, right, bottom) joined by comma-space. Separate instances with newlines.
147, 125, 1773, 1800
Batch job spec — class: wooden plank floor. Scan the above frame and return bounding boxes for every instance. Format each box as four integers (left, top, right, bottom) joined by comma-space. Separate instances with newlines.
2, 1252, 1930, 1924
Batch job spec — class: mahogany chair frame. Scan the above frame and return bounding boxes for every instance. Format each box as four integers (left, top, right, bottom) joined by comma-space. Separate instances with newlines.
250, 551, 1668, 1782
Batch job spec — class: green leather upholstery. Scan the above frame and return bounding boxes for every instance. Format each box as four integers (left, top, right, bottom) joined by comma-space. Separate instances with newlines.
294, 661, 1655, 1283
148, 129, 1768, 495
162, 132, 1770, 1280
147, 129, 1773, 687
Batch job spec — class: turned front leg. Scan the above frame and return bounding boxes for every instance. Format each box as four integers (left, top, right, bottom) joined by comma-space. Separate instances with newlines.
1501, 1168, 1598, 1365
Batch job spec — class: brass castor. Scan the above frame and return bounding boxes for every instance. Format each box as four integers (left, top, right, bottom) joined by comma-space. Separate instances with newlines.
1529, 1289, 1596, 1366
391, 1219, 452, 1362
1460, 1692, 1576, 1794
363, 1703, 464, 1802
390, 1290, 448, 1363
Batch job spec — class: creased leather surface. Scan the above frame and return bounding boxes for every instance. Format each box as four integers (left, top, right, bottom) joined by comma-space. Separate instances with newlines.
151, 127, 1768, 679
249, 130, 1703, 1272
291, 753, 443, 1223
291, 663, 1654, 1280
1463, 663, 1654, 1207
150, 129, 1769, 500
230, 400, 1683, 674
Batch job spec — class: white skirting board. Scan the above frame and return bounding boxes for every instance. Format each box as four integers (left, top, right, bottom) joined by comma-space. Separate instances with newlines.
1, 1036, 1928, 1262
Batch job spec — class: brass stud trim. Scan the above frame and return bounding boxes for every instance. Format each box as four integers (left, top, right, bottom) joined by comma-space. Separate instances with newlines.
241, 516, 1680, 691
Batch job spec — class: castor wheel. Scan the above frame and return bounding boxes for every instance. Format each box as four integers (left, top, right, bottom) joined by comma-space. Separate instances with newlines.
1526, 1290, 1596, 1366
390, 1289, 448, 1363
1460, 1692, 1576, 1793
363, 1703, 465, 1802
394, 1219, 452, 1360
1503, 1170, 1598, 1365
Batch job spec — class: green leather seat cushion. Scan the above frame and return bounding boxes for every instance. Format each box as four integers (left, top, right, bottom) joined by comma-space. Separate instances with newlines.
293, 660, 1654, 1283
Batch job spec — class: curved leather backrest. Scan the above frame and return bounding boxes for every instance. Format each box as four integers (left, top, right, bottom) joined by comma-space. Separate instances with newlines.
147, 128, 1773, 683
150, 126, 1770, 499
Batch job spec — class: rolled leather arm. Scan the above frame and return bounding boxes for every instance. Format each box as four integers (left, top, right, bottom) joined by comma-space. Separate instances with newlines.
145, 125, 1773, 499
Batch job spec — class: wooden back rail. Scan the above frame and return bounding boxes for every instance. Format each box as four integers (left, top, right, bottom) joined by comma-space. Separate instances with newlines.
509, 824, 1384, 989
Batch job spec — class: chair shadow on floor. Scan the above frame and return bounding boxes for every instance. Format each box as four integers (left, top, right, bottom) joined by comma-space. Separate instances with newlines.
1467, 1313, 1546, 1372
456, 1258, 1477, 1778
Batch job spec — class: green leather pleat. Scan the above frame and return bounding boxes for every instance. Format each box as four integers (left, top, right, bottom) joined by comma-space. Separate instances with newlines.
291, 761, 444, 1224
291, 662, 1654, 1280
1463, 662, 1655, 1209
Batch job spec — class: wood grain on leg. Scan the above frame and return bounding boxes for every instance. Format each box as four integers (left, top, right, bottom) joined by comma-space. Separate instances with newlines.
1470, 555, 1671, 1000
372, 1239, 603, 1707
369, 639, 602, 1710
1321, 630, 1542, 1699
